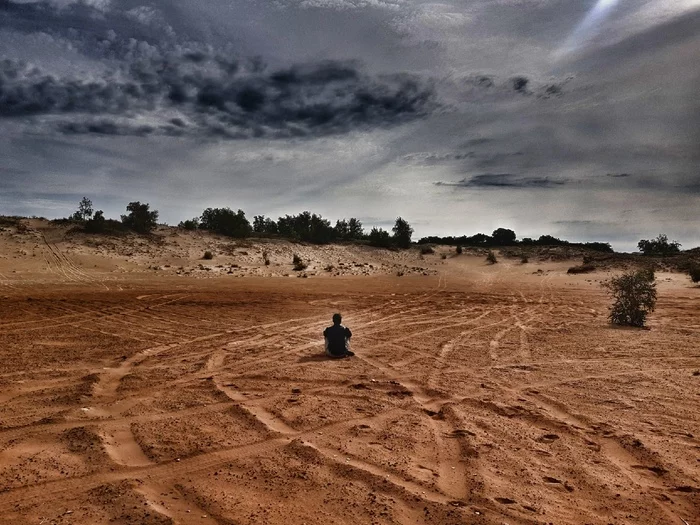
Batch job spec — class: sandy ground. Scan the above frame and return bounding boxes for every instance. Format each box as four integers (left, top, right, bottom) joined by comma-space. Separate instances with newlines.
0, 221, 699, 524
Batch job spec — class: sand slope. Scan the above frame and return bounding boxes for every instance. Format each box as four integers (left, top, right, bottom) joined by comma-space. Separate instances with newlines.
0, 221, 698, 524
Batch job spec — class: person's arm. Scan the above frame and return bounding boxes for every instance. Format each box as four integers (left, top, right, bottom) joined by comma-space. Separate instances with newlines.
345, 327, 352, 339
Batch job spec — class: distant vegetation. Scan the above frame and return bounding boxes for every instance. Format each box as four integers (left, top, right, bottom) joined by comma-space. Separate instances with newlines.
418, 231, 613, 253
392, 217, 413, 249
292, 253, 308, 271
200, 208, 252, 238
70, 197, 93, 222
637, 234, 681, 256
603, 269, 657, 327
688, 263, 700, 284
42, 199, 697, 261
121, 202, 159, 234
567, 264, 596, 274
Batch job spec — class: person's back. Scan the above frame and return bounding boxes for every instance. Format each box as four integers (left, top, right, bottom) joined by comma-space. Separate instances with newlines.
323, 313, 353, 358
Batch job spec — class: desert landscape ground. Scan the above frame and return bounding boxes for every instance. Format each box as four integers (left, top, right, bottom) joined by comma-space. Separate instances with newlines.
0, 220, 698, 525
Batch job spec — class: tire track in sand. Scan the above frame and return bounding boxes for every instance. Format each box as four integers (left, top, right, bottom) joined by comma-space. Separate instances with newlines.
522, 391, 698, 524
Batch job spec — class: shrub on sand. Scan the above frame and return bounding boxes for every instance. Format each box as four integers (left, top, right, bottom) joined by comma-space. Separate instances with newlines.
602, 269, 657, 327
688, 263, 700, 284
293, 253, 308, 271
567, 264, 595, 274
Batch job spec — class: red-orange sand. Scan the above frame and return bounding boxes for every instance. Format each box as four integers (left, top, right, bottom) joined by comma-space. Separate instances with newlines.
0, 222, 698, 524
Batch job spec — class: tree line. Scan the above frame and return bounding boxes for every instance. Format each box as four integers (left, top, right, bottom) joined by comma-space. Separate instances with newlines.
417, 230, 614, 253
67, 198, 414, 248
66, 198, 694, 259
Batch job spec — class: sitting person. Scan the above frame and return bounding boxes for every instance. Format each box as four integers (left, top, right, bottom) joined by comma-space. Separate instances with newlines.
323, 313, 354, 358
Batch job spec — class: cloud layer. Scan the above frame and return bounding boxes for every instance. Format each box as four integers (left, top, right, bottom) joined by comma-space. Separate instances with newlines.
1, 0, 699, 251
0, 53, 435, 138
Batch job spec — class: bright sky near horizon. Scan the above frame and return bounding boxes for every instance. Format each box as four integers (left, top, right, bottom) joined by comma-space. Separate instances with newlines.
0, 0, 698, 251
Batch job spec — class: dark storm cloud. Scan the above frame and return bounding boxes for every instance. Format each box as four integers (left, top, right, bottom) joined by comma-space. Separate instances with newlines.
435, 173, 567, 189
0, 55, 436, 138
1, 0, 699, 251
58, 119, 155, 136
399, 151, 474, 165
0, 0, 179, 53
511, 76, 529, 93
461, 138, 494, 147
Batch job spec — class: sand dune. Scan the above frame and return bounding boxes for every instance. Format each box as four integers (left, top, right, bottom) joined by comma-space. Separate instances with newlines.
0, 220, 698, 524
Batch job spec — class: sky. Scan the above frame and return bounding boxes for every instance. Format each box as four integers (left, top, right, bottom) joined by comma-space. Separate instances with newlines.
0, 0, 698, 251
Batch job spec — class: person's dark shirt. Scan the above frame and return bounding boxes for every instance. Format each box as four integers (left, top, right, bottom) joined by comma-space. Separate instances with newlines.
323, 324, 352, 356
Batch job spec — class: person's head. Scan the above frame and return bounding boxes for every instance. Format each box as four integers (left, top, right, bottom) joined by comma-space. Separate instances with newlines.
332, 313, 342, 325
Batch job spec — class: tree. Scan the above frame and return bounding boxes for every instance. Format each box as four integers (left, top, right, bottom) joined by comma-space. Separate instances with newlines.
121, 202, 159, 233
602, 269, 657, 327
253, 215, 278, 235
71, 197, 93, 222
275, 212, 333, 243
392, 217, 413, 249
465, 233, 492, 246
536, 234, 569, 246
200, 208, 252, 238
368, 227, 391, 248
637, 234, 681, 256
347, 218, 364, 240
84, 210, 106, 233
178, 218, 199, 230
334, 219, 349, 239
309, 214, 334, 244
492, 228, 516, 245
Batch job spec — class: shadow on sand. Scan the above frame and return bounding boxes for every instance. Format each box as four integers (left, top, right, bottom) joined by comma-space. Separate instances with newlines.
298, 354, 348, 363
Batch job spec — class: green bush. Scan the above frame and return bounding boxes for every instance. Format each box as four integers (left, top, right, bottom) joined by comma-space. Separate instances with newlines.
203, 250, 214, 260
567, 264, 595, 274
486, 250, 497, 264
456, 246, 463, 255
420, 245, 434, 255
121, 202, 159, 233
84, 211, 126, 234
688, 263, 700, 284
637, 234, 681, 256
602, 269, 657, 327
392, 217, 414, 249
292, 253, 308, 271
179, 218, 199, 230
200, 208, 252, 238
368, 227, 391, 248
